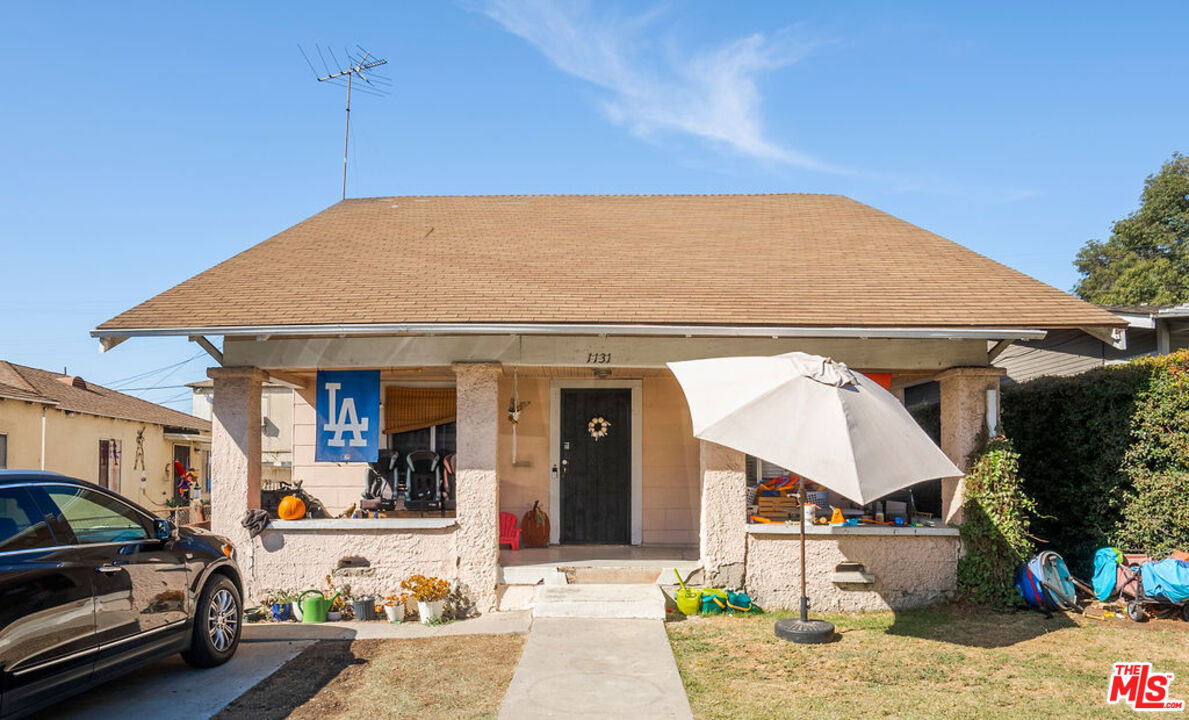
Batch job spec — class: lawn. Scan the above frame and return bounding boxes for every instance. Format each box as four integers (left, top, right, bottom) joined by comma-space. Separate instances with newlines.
215, 635, 525, 720
667, 605, 1189, 719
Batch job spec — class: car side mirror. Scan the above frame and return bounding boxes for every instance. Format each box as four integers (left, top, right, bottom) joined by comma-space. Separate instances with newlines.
154, 517, 178, 542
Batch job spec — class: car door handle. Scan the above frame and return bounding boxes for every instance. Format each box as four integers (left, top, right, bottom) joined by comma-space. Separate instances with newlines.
95, 564, 123, 574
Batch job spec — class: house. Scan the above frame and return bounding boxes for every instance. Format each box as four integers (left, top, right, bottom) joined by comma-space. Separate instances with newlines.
0, 361, 210, 511
92, 194, 1124, 612
994, 303, 1189, 383
190, 379, 294, 485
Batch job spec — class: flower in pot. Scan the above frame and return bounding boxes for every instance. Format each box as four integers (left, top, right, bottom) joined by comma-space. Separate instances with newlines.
400, 575, 451, 624
383, 593, 409, 623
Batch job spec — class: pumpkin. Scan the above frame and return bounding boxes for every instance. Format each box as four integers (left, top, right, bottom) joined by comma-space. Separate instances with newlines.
277, 495, 306, 520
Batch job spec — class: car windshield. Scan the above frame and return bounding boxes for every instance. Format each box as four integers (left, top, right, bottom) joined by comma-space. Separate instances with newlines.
44, 486, 149, 544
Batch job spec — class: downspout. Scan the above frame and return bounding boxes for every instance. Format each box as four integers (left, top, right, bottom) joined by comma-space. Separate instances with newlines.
39, 406, 46, 470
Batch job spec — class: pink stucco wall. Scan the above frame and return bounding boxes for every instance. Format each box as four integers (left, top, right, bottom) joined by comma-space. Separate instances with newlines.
745, 530, 961, 612
249, 527, 457, 600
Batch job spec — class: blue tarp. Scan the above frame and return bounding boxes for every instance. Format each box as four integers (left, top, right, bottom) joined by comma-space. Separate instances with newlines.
1139, 558, 1189, 603
1093, 547, 1122, 601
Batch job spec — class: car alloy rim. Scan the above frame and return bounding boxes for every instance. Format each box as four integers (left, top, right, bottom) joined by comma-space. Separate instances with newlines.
207, 588, 239, 652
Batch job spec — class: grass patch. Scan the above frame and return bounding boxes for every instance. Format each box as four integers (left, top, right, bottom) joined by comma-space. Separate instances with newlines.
667, 605, 1189, 719
216, 635, 525, 720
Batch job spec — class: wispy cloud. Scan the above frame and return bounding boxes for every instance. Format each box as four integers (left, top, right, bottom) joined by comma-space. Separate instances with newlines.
477, 0, 837, 172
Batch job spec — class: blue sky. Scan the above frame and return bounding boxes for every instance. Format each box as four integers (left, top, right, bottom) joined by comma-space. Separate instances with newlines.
1, 1, 1186, 412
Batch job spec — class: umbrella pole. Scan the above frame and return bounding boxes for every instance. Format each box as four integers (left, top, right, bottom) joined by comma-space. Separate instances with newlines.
799, 481, 808, 623
775, 481, 833, 643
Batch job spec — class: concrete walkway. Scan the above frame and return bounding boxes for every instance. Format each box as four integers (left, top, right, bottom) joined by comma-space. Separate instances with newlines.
498, 618, 693, 720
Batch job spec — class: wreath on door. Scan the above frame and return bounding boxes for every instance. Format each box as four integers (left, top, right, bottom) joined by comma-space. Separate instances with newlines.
587, 416, 612, 441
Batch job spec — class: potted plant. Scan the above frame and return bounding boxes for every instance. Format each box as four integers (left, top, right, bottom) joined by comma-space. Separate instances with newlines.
383, 593, 409, 623
401, 574, 451, 624
324, 575, 351, 621
258, 589, 295, 621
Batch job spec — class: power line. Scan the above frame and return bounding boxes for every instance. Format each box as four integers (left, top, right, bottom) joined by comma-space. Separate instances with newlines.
103, 351, 206, 389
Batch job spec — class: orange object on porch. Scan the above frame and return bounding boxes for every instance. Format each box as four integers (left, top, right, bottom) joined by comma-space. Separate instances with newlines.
499, 512, 522, 551
862, 373, 893, 390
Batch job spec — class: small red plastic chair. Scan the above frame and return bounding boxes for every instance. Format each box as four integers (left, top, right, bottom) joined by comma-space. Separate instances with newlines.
499, 512, 522, 551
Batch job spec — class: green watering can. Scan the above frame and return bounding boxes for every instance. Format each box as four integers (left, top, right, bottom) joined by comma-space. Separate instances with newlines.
299, 589, 339, 623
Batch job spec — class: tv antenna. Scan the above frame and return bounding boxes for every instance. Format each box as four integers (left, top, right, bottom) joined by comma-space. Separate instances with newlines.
299, 45, 390, 200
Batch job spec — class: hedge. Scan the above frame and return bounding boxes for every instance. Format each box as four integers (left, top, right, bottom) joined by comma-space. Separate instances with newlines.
1001, 349, 1189, 575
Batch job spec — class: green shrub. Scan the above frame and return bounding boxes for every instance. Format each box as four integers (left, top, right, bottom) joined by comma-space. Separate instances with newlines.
957, 437, 1040, 609
1114, 351, 1189, 555
1001, 364, 1147, 574
1002, 349, 1189, 572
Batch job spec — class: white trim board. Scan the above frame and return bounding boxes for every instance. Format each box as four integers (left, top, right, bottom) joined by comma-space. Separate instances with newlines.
548, 379, 643, 546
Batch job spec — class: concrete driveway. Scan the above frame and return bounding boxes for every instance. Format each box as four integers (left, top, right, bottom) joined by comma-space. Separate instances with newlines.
30, 637, 312, 720
30, 612, 532, 719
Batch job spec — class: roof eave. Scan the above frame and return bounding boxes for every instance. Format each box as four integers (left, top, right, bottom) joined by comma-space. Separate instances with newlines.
93, 321, 1056, 343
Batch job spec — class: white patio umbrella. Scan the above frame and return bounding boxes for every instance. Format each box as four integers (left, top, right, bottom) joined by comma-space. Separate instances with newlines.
667, 351, 961, 642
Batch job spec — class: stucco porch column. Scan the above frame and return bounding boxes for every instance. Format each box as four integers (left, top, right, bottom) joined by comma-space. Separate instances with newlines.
937, 366, 1005, 525
207, 366, 268, 570
699, 440, 747, 588
453, 362, 501, 613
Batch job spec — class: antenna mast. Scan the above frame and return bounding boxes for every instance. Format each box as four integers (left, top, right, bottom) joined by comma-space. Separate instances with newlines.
300, 45, 390, 200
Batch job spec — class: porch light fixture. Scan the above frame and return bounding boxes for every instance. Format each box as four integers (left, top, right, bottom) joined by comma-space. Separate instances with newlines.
592, 368, 612, 378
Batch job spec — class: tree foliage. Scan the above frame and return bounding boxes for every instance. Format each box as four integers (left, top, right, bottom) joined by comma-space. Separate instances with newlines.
1073, 153, 1189, 305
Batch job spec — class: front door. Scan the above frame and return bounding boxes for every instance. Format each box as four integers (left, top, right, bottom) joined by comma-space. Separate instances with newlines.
560, 388, 631, 544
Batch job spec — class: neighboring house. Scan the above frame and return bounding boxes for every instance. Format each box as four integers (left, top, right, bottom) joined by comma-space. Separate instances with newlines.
994, 304, 1189, 384
190, 379, 294, 485
0, 361, 210, 511
92, 194, 1124, 613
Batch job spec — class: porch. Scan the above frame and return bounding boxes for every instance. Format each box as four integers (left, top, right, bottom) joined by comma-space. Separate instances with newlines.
205, 334, 1002, 614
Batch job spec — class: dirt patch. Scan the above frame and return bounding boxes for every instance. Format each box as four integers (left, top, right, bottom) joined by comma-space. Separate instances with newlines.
216, 635, 525, 720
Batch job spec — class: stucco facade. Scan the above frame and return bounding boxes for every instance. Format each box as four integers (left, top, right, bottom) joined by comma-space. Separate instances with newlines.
746, 528, 962, 611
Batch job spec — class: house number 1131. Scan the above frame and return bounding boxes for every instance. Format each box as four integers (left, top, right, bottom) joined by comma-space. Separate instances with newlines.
586, 353, 611, 364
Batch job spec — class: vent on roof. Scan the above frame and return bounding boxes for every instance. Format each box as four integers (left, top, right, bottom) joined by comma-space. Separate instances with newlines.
58, 376, 87, 390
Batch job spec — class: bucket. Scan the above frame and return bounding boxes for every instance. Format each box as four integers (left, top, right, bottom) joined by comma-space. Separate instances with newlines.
352, 597, 377, 621
675, 588, 702, 615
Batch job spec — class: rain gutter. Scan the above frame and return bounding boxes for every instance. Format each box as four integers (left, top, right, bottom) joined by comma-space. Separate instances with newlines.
92, 322, 1049, 348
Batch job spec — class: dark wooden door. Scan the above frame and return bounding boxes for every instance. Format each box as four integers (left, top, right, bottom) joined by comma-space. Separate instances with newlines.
560, 388, 631, 544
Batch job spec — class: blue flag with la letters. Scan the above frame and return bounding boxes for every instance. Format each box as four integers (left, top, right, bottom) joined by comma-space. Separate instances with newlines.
315, 370, 380, 463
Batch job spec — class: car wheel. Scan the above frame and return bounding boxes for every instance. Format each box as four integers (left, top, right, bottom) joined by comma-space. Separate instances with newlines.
182, 575, 242, 668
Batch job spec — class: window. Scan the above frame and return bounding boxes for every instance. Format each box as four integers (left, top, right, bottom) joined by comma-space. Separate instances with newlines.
0, 433, 7, 468
0, 487, 57, 552
43, 486, 149, 544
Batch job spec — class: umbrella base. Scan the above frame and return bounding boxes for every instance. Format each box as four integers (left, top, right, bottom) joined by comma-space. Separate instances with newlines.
774, 618, 835, 644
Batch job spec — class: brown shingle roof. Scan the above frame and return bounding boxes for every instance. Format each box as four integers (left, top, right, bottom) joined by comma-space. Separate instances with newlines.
0, 362, 210, 432
97, 194, 1122, 331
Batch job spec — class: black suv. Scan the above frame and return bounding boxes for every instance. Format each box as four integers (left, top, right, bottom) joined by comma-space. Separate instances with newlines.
0, 471, 243, 718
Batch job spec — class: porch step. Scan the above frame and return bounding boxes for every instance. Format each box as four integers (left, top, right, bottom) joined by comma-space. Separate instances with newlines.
532, 583, 667, 620
499, 561, 702, 586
